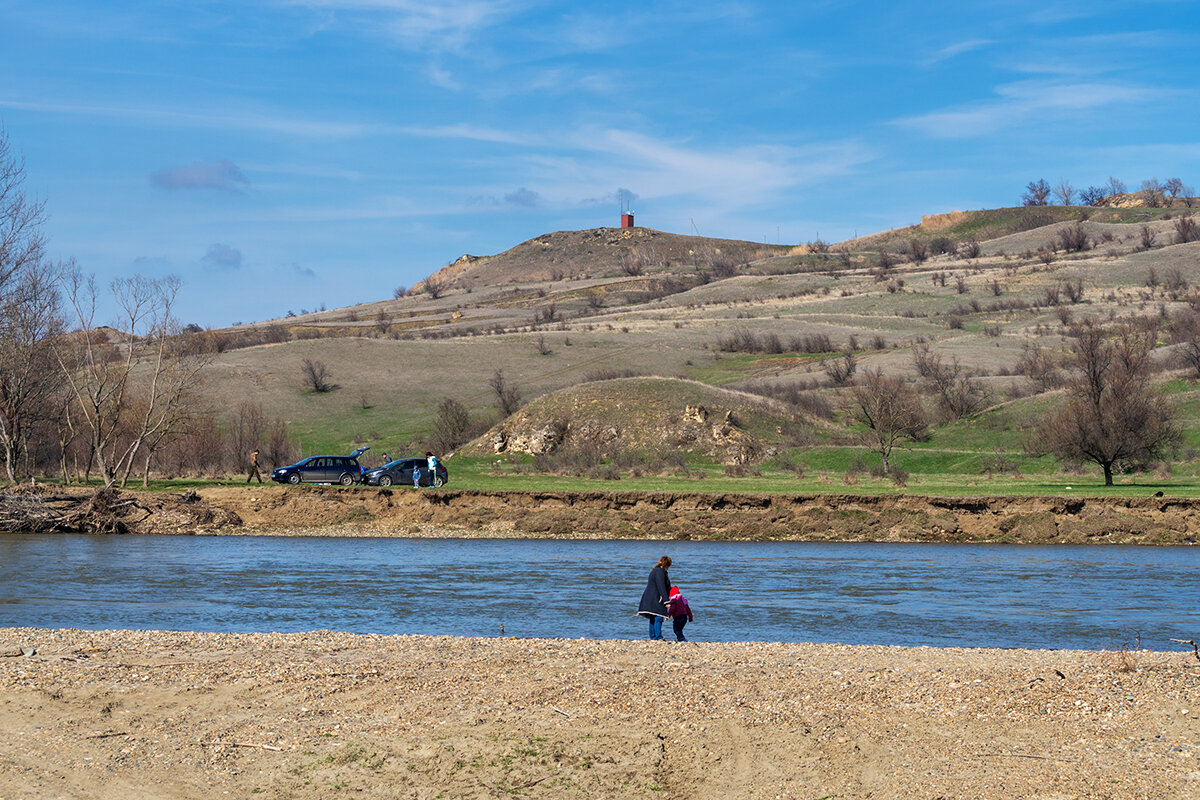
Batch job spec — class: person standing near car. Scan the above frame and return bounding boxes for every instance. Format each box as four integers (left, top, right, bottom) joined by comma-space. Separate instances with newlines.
426, 452, 439, 487
247, 449, 262, 483
412, 460, 421, 488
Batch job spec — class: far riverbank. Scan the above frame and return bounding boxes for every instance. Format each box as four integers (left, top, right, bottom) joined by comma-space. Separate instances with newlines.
4, 484, 1200, 544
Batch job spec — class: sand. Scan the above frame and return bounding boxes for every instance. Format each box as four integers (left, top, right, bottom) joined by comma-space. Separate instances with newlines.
2, 628, 1198, 799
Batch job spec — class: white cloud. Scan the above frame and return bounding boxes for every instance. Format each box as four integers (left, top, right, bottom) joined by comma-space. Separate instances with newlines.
282, 0, 527, 50
894, 80, 1167, 139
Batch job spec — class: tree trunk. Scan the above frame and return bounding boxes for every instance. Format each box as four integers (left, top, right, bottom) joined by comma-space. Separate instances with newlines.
1103, 463, 1114, 486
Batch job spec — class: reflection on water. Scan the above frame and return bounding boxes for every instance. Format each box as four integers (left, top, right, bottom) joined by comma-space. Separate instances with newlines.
0, 534, 1196, 649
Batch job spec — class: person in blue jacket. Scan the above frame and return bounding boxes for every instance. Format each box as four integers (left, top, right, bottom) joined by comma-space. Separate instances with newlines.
637, 556, 672, 640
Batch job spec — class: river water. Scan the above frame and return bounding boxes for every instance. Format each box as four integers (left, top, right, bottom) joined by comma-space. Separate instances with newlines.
0, 534, 1195, 650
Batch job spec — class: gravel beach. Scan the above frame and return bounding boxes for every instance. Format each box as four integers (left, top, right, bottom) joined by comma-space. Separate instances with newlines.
2, 627, 1198, 799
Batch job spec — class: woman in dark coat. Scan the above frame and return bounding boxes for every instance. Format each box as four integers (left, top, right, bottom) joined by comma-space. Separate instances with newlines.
637, 556, 672, 640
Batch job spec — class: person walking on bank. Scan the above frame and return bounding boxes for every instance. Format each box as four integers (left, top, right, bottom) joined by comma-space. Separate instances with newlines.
637, 556, 672, 640
247, 449, 262, 484
666, 586, 694, 642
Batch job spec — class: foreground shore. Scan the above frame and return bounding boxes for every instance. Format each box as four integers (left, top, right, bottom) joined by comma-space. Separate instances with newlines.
2, 628, 1197, 799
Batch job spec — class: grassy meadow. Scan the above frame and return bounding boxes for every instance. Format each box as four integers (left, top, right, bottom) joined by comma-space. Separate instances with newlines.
180, 206, 1200, 498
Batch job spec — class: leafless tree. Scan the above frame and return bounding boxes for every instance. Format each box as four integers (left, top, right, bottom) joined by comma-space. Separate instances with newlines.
1022, 179, 1051, 206
1140, 179, 1166, 208
846, 369, 927, 474
0, 259, 64, 480
823, 350, 857, 386
1032, 322, 1180, 485
1164, 178, 1186, 199
301, 358, 332, 392
0, 128, 46, 292
423, 276, 445, 299
1170, 309, 1200, 379
427, 397, 473, 454
1079, 185, 1107, 206
489, 368, 522, 416
1173, 214, 1199, 244
1106, 176, 1127, 197
55, 268, 209, 487
911, 343, 989, 422
1052, 178, 1075, 206
392, 285, 407, 299
1057, 221, 1091, 252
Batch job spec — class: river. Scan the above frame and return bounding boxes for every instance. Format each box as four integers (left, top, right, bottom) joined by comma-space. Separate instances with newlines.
0, 534, 1195, 649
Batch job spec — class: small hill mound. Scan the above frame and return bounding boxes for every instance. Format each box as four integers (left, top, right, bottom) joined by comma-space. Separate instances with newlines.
465, 377, 808, 465
421, 228, 787, 290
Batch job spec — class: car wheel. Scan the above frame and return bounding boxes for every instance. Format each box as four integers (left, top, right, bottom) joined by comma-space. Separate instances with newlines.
339, 473, 354, 486
287, 473, 301, 485
379, 475, 392, 487
433, 475, 445, 488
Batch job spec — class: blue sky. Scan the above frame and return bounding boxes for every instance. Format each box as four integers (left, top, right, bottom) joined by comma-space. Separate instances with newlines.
2, 0, 1198, 327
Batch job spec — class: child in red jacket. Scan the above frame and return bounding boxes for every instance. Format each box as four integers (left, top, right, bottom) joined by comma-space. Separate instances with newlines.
666, 586, 694, 642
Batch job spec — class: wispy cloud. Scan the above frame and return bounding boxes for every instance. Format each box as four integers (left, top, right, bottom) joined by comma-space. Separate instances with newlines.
894, 80, 1166, 138
152, 159, 249, 193
467, 186, 542, 207
0, 96, 386, 139
921, 38, 993, 66
201, 243, 244, 270
283, 0, 528, 50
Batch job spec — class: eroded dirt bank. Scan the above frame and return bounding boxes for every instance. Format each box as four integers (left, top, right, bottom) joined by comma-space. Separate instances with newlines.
8, 484, 1197, 544
2, 628, 1198, 799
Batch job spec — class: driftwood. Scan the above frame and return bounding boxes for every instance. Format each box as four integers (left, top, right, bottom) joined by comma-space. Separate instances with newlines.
0, 487, 240, 535
0, 489, 141, 534
1170, 639, 1200, 662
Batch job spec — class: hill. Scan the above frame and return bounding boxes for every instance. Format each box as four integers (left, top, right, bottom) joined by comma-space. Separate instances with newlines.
463, 376, 816, 465
418, 227, 788, 290
155, 205, 1200, 491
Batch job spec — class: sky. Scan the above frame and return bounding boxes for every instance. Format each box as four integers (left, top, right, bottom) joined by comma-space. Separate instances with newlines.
2, 0, 1198, 327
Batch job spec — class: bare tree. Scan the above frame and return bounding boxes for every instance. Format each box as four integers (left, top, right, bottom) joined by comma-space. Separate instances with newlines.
301, 358, 332, 392
1057, 221, 1091, 252
55, 268, 208, 487
1106, 176, 1127, 197
0, 259, 64, 480
1140, 179, 1166, 208
823, 350, 857, 386
1164, 177, 1186, 200
912, 344, 989, 422
1079, 185, 1107, 206
1052, 178, 1075, 206
1022, 179, 1051, 206
846, 369, 927, 474
489, 369, 522, 416
1033, 322, 1180, 485
427, 397, 472, 454
0, 128, 46, 292
423, 276, 445, 299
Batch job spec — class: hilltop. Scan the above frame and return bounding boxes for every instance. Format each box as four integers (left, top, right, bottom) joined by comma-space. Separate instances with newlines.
420, 227, 788, 291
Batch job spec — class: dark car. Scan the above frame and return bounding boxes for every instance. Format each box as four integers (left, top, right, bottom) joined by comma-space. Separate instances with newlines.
362, 458, 448, 488
271, 449, 369, 486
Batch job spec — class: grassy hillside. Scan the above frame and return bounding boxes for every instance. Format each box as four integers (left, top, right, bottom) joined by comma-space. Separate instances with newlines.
191, 209, 1200, 494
